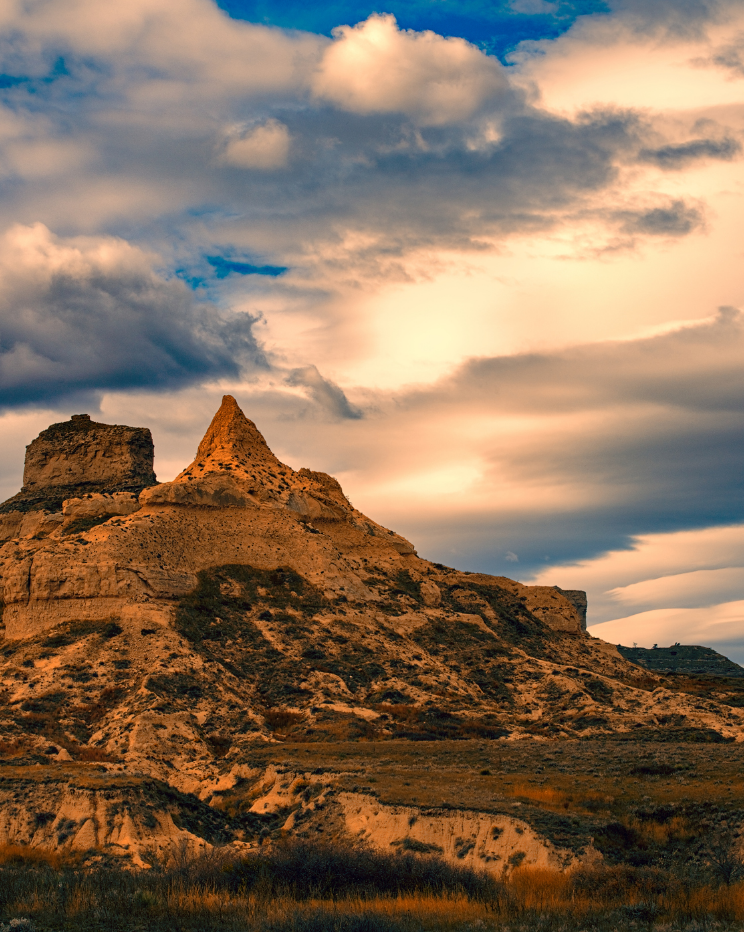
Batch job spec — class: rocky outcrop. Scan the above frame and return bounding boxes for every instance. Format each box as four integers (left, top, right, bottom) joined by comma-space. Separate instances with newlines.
0, 413, 156, 514
555, 587, 588, 630
488, 577, 586, 635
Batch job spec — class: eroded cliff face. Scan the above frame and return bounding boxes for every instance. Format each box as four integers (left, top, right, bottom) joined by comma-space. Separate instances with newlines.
0, 413, 156, 515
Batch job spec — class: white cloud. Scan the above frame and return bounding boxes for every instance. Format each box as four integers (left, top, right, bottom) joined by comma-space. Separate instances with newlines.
608, 566, 744, 609
312, 13, 508, 125
5, 0, 321, 100
532, 523, 744, 618
510, 7, 744, 115
220, 120, 291, 170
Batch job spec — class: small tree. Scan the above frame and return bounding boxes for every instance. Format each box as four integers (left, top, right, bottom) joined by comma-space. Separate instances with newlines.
704, 831, 744, 886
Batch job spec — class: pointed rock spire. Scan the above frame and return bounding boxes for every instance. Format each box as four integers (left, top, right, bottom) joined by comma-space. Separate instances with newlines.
175, 395, 288, 486
188, 396, 271, 467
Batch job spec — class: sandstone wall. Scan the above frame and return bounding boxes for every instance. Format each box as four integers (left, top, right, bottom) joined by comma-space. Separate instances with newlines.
0, 414, 156, 514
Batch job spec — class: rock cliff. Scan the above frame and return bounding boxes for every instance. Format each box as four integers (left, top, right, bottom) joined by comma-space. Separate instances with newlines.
0, 413, 156, 515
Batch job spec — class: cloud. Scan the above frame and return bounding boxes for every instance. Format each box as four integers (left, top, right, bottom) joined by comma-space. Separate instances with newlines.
313, 308, 744, 577
0, 0, 323, 100
617, 198, 705, 237
402, 307, 744, 415
286, 364, 362, 420
0, 223, 263, 405
704, 33, 744, 76
0, 0, 719, 288
638, 136, 741, 169
220, 120, 291, 170
311, 14, 509, 125
533, 521, 744, 613
612, 0, 727, 37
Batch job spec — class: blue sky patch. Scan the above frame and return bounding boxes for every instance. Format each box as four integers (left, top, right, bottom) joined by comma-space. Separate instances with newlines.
215, 0, 609, 60
0, 75, 29, 89
207, 256, 288, 278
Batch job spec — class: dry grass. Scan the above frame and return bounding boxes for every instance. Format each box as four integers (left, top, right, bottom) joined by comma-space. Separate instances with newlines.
214, 737, 744, 827
3, 847, 744, 931
629, 813, 694, 845
0, 843, 72, 869
0, 739, 28, 757
508, 866, 744, 923
506, 783, 615, 813
74, 746, 119, 763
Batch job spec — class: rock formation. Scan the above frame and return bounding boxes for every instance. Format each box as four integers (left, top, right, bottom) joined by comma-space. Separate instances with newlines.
0, 396, 741, 867
0, 413, 156, 515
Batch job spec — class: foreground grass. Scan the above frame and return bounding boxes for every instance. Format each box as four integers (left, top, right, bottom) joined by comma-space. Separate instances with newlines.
1, 840, 744, 931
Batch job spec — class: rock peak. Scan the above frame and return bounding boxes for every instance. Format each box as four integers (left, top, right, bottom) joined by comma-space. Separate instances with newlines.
176, 395, 284, 481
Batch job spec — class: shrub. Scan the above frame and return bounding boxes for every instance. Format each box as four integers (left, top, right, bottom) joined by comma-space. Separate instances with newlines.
264, 709, 306, 732
0, 844, 66, 869
224, 838, 503, 903
76, 745, 119, 762
258, 911, 423, 932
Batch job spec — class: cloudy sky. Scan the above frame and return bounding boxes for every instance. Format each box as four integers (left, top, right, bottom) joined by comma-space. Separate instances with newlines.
1, 0, 744, 657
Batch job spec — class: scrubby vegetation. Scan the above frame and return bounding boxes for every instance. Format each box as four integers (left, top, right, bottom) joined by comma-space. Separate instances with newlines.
1, 839, 744, 931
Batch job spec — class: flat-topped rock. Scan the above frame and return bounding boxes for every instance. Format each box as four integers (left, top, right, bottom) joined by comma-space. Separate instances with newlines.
0, 413, 156, 514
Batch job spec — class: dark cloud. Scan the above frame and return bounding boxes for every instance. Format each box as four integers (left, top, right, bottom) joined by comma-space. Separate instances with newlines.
617, 199, 704, 237
638, 137, 741, 169
286, 365, 362, 419
375, 309, 744, 575
0, 227, 265, 407
401, 307, 744, 415
395, 418, 744, 578
710, 43, 744, 76
205, 104, 651, 258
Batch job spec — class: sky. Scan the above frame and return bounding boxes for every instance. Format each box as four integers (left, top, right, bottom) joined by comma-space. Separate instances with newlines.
0, 0, 744, 658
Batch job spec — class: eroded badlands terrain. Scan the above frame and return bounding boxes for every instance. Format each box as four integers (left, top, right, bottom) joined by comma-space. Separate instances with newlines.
0, 396, 742, 871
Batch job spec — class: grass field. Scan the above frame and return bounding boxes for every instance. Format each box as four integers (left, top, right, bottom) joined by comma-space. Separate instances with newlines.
1, 838, 744, 931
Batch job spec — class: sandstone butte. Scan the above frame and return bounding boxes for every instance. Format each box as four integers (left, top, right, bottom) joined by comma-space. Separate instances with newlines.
0, 396, 740, 869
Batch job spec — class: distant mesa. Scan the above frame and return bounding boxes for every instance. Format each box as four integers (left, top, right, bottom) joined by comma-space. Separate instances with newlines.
618, 644, 744, 678
0, 413, 156, 514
